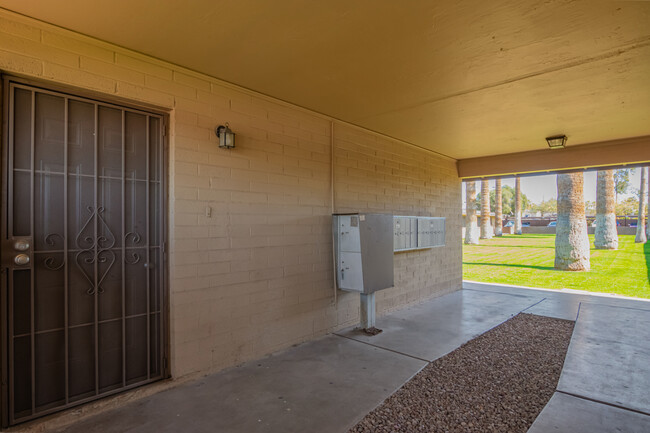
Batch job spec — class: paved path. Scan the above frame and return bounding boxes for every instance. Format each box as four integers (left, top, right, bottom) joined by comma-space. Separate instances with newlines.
18, 282, 650, 433
529, 302, 650, 432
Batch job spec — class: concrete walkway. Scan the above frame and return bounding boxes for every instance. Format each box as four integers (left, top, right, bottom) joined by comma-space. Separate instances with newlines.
23, 282, 650, 432
468, 282, 650, 433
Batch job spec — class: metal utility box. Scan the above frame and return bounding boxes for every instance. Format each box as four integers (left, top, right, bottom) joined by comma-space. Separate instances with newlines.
417, 217, 446, 248
333, 213, 394, 294
393, 216, 418, 251
394, 216, 445, 251
393, 216, 406, 251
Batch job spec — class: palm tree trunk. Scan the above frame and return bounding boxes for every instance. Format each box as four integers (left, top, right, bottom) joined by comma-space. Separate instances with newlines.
594, 170, 618, 249
555, 172, 590, 271
480, 180, 492, 239
465, 181, 479, 244
495, 178, 503, 236
647, 168, 650, 240
636, 167, 648, 243
515, 176, 522, 235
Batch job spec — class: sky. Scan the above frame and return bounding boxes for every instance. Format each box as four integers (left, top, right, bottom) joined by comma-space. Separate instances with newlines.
462, 168, 644, 209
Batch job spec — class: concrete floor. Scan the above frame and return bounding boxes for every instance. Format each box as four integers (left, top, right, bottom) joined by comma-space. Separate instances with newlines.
335, 288, 543, 362
23, 282, 650, 432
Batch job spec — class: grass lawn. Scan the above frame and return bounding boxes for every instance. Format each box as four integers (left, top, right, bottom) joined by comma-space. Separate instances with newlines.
463, 234, 650, 299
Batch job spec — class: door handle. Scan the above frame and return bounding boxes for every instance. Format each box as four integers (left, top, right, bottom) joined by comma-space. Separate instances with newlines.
2, 237, 33, 268
14, 254, 30, 266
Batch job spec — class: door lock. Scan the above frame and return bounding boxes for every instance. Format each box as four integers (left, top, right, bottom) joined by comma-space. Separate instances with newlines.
2, 237, 33, 268
14, 254, 30, 266
14, 239, 30, 251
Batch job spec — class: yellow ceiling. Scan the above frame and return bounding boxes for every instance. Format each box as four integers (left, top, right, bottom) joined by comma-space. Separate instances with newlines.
2, 0, 649, 160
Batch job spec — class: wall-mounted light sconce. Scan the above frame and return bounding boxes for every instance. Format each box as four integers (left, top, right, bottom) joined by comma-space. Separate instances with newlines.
545, 135, 567, 149
215, 123, 235, 149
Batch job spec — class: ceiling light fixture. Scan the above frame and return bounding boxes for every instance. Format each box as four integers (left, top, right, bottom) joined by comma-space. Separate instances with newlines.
545, 135, 567, 149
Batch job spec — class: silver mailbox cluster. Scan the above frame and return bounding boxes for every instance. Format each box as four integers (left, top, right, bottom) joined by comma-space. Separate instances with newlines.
332, 213, 394, 294
393, 216, 446, 252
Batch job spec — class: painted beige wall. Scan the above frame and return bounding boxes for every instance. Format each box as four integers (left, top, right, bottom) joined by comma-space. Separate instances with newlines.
0, 10, 461, 378
332, 126, 461, 312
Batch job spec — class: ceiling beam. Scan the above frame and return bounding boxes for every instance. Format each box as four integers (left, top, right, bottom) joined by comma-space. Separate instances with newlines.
457, 135, 650, 179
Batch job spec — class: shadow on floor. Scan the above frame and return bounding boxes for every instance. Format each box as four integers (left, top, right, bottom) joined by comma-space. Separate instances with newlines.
463, 262, 556, 271
471, 244, 556, 249
498, 235, 555, 239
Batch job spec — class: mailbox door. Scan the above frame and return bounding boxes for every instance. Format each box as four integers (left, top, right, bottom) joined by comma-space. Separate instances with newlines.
338, 251, 363, 291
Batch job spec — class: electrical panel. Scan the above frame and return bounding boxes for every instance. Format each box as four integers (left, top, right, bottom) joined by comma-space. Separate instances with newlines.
394, 216, 445, 252
333, 213, 394, 294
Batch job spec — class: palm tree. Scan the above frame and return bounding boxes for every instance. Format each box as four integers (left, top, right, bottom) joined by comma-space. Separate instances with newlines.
636, 167, 648, 243
465, 181, 479, 244
594, 170, 618, 249
515, 176, 522, 235
555, 173, 590, 271
647, 168, 650, 241
495, 178, 503, 236
480, 180, 492, 239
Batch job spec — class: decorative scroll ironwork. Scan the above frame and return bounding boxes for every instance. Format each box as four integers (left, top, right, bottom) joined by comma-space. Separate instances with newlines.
124, 231, 142, 265
43, 233, 66, 270
125, 231, 141, 246
43, 256, 65, 271
75, 206, 116, 295
125, 252, 141, 265
44, 233, 64, 247
41, 214, 145, 284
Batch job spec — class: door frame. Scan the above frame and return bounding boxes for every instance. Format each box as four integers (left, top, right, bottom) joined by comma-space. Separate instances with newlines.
0, 74, 171, 427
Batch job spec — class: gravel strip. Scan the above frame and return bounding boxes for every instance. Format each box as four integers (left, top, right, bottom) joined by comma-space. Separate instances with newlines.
349, 313, 574, 433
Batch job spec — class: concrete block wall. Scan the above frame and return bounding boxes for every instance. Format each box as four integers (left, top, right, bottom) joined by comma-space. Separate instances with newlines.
332, 125, 462, 312
0, 10, 462, 378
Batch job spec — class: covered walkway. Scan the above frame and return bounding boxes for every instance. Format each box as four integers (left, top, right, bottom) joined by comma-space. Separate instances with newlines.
1, 4, 649, 430
22, 282, 650, 433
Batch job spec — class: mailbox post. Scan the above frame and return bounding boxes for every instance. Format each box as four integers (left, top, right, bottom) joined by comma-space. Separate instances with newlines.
332, 213, 394, 331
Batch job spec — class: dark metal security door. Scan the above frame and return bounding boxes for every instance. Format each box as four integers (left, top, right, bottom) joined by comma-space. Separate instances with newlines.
1, 80, 167, 425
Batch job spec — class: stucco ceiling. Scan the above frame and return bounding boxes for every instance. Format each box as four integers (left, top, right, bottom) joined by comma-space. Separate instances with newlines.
2, 0, 649, 160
